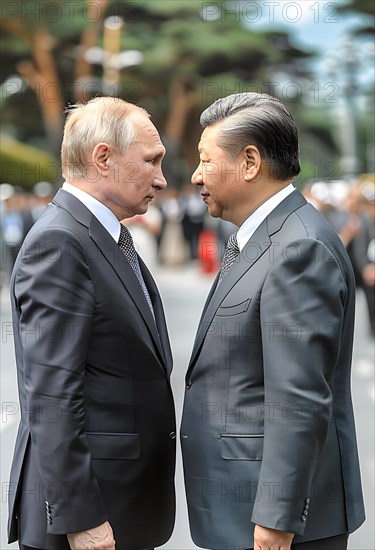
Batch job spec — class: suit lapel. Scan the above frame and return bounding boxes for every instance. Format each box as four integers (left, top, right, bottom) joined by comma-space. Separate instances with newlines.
89, 216, 167, 368
53, 189, 167, 369
188, 221, 271, 372
188, 189, 307, 372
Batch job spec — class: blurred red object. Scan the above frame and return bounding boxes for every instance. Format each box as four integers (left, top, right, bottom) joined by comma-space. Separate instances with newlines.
198, 229, 220, 273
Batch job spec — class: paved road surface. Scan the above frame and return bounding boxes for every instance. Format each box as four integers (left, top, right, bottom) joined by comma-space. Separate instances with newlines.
1, 264, 374, 549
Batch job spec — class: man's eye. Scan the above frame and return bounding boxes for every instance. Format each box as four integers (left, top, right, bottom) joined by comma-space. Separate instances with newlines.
149, 155, 163, 164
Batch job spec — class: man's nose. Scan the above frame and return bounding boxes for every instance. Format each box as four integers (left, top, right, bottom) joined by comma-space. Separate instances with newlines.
191, 164, 203, 185
154, 166, 167, 190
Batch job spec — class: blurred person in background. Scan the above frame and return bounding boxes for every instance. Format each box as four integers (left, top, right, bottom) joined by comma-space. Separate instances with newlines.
8, 97, 176, 550
351, 182, 375, 338
31, 181, 55, 222
158, 187, 188, 265
302, 181, 349, 234
0, 183, 14, 288
180, 92, 365, 550
0, 184, 34, 275
304, 181, 364, 283
304, 179, 374, 336
337, 184, 364, 287
180, 185, 207, 261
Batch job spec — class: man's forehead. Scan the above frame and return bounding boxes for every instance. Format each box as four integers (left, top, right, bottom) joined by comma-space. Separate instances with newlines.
130, 113, 164, 148
128, 111, 154, 132
198, 124, 222, 151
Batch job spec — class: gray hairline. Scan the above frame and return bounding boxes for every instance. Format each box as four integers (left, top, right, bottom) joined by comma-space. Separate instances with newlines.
64, 105, 140, 152
201, 102, 297, 156
199, 101, 301, 181
61, 107, 143, 181
205, 112, 264, 160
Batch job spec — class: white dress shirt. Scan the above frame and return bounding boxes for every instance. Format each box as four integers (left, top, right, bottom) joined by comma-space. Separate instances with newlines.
62, 182, 121, 242
237, 184, 295, 251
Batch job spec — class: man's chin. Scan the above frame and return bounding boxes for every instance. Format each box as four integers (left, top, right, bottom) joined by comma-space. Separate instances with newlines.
207, 205, 221, 219
137, 204, 149, 215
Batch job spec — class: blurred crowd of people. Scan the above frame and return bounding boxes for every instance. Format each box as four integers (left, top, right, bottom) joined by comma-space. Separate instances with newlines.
1, 178, 374, 337
303, 179, 375, 338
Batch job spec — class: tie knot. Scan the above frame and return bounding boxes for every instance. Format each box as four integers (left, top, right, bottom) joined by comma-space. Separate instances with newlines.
227, 232, 239, 253
218, 232, 240, 285
118, 224, 133, 247
118, 224, 138, 262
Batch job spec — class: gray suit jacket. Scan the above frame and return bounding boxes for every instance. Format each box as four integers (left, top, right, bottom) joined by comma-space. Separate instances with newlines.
181, 189, 365, 549
8, 189, 176, 550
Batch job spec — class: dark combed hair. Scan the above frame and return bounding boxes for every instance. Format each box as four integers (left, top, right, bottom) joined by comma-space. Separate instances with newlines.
200, 92, 301, 181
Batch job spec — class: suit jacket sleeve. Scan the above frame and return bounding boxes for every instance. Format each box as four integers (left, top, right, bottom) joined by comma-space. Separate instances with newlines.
251, 237, 349, 535
14, 227, 107, 535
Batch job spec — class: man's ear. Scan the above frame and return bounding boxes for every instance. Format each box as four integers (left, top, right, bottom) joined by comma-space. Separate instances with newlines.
92, 143, 111, 176
243, 145, 261, 181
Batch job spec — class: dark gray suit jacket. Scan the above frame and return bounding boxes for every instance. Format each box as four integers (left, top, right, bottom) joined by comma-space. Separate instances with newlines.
181, 189, 365, 549
8, 189, 176, 550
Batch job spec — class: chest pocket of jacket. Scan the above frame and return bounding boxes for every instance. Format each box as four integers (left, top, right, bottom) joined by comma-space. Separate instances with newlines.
217, 298, 251, 317
86, 432, 140, 459
219, 434, 263, 460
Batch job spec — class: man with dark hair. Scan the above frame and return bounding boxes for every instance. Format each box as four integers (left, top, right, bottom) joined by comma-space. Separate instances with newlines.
8, 97, 176, 550
181, 93, 365, 550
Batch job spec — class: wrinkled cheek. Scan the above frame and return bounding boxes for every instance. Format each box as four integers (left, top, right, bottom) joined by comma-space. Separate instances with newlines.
123, 163, 141, 183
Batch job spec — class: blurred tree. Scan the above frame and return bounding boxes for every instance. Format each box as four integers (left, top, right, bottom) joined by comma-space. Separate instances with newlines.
1, 136, 56, 188
338, 0, 375, 17
106, 1, 314, 181
2, 0, 370, 189
331, 0, 375, 175
1, 0, 110, 156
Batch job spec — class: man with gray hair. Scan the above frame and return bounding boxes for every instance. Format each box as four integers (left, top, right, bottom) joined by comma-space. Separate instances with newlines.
8, 97, 176, 550
181, 93, 365, 550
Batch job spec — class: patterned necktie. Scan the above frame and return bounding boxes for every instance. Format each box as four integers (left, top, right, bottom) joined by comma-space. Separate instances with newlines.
118, 224, 155, 319
218, 232, 240, 284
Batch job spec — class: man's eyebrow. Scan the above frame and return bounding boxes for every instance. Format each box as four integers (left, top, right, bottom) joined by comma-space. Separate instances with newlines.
149, 147, 165, 157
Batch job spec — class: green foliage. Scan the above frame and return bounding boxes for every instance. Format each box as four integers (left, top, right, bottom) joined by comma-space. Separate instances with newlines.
338, 0, 375, 16
131, 0, 208, 16
2, 0, 90, 37
0, 137, 59, 189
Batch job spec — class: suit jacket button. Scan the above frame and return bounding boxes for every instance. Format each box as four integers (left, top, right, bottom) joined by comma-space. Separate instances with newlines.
301, 515, 307, 522
169, 431, 176, 439
186, 380, 192, 389
305, 498, 310, 504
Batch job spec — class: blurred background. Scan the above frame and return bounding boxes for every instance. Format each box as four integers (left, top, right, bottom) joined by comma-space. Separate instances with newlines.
0, 1, 374, 549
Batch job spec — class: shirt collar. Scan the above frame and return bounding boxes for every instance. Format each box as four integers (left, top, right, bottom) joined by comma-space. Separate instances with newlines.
237, 183, 295, 251
62, 182, 121, 242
